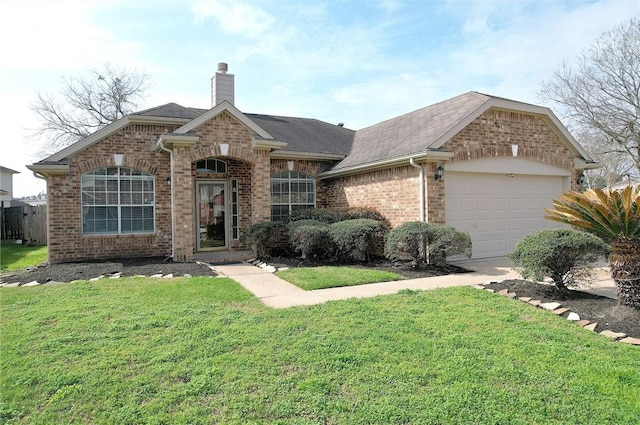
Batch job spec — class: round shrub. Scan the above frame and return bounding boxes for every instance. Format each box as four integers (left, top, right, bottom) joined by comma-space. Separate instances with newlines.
508, 228, 610, 290
240, 221, 287, 258
287, 219, 327, 232
384, 222, 472, 266
289, 208, 343, 224
289, 224, 335, 260
328, 219, 387, 262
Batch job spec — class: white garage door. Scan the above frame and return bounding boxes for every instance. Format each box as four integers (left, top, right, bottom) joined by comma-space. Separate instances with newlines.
445, 171, 566, 259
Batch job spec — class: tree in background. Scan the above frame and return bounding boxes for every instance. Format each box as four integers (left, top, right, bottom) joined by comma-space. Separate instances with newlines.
539, 18, 640, 187
31, 64, 149, 156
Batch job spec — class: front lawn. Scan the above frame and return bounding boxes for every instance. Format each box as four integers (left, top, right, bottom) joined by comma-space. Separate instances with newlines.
2, 277, 639, 424
0, 240, 48, 271
276, 266, 405, 290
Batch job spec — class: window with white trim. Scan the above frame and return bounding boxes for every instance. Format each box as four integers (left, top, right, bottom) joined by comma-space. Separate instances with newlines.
81, 167, 155, 234
270, 171, 315, 221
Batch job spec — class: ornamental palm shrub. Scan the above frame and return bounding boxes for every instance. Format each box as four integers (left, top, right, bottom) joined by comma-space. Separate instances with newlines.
328, 219, 387, 262
289, 223, 335, 260
508, 229, 610, 291
545, 186, 640, 309
384, 222, 472, 267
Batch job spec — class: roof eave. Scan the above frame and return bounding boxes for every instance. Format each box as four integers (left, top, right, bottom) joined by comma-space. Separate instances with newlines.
26, 163, 70, 176
319, 150, 454, 180
270, 150, 345, 161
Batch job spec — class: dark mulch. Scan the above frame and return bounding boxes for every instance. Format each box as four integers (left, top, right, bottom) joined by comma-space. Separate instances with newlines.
0, 257, 217, 285
485, 280, 639, 339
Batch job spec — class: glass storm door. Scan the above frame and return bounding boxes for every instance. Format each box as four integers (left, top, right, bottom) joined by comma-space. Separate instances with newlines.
196, 181, 227, 250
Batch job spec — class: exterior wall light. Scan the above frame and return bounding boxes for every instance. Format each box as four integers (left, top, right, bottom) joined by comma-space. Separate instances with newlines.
434, 164, 444, 181
166, 177, 171, 186
576, 172, 586, 186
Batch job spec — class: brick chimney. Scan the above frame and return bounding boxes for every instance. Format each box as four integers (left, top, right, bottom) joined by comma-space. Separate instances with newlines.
211, 62, 234, 107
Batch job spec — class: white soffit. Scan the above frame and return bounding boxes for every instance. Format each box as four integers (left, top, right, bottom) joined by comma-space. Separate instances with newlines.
445, 157, 571, 176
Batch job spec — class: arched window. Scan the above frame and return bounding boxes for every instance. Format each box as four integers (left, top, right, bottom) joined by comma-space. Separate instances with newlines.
270, 171, 315, 221
81, 167, 155, 234
196, 159, 227, 174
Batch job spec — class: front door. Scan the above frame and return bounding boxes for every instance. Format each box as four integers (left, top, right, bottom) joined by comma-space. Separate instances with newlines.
196, 181, 227, 250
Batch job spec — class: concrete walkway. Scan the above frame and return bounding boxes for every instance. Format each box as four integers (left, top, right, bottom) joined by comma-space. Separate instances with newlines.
213, 258, 617, 309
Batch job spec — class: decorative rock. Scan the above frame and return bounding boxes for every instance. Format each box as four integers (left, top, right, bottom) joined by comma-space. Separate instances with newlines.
528, 300, 542, 307
150, 274, 163, 278
109, 274, 122, 279
90, 276, 103, 281
162, 274, 173, 278
498, 289, 509, 296
552, 307, 570, 316
540, 302, 562, 311
619, 337, 640, 345
3, 282, 20, 288
518, 297, 532, 302
600, 330, 627, 340
584, 323, 598, 331
246, 258, 256, 263
484, 288, 495, 293
22, 281, 41, 287
506, 292, 517, 298
567, 312, 580, 321
577, 319, 591, 327
264, 266, 277, 273
183, 274, 192, 278
471, 285, 485, 290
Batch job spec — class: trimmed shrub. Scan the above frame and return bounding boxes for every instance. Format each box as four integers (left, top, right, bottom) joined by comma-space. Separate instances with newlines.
289, 224, 335, 260
328, 219, 387, 262
508, 228, 610, 290
240, 221, 287, 258
289, 207, 387, 224
343, 207, 387, 223
289, 208, 343, 224
287, 219, 327, 233
384, 222, 472, 266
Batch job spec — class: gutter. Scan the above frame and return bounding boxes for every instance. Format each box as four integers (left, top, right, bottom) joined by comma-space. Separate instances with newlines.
157, 140, 176, 260
409, 157, 426, 222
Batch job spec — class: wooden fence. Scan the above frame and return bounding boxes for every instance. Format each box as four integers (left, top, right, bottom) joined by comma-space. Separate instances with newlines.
1, 205, 47, 245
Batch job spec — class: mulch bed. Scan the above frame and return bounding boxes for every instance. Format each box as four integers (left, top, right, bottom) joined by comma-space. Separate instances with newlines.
484, 280, 639, 339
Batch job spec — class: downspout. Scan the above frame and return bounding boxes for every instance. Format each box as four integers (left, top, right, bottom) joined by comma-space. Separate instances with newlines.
409, 157, 426, 222
158, 141, 176, 260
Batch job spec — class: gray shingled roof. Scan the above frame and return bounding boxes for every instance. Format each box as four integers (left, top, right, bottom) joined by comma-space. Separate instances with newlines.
331, 91, 491, 170
134, 103, 205, 120
246, 114, 354, 155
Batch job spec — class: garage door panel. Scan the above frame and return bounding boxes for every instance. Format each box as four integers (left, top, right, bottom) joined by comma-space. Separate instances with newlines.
446, 172, 565, 258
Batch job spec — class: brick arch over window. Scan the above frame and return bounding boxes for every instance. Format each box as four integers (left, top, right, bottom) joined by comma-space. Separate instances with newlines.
188, 145, 259, 165
77, 157, 158, 175
270, 159, 327, 177
450, 147, 573, 170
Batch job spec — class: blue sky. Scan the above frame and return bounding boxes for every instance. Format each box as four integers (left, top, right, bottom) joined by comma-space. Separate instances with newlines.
1, 0, 637, 197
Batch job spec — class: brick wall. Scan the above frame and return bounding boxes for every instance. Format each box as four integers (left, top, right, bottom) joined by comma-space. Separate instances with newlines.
325, 108, 577, 228
324, 165, 423, 226
47, 123, 177, 263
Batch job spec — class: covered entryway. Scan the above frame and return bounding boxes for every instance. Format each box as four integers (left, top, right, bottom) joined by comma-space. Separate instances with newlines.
196, 181, 227, 250
444, 158, 570, 259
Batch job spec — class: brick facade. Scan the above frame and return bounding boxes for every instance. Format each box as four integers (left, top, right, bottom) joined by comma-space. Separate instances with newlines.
325, 108, 578, 228
42, 105, 584, 264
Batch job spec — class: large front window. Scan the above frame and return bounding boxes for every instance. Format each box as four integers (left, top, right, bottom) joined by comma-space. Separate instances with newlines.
270, 171, 315, 221
81, 167, 155, 234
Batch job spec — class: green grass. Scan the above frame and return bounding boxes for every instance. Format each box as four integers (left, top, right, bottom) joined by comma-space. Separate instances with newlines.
2, 277, 639, 424
0, 240, 48, 271
276, 266, 405, 290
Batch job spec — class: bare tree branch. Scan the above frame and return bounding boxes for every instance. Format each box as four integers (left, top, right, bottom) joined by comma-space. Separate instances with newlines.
539, 18, 640, 182
30, 64, 150, 157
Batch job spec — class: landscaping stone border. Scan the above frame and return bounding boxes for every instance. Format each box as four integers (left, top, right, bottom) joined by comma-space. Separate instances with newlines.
472, 283, 640, 346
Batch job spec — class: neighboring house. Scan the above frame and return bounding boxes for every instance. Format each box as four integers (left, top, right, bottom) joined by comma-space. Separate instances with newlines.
28, 63, 597, 263
0, 166, 19, 207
